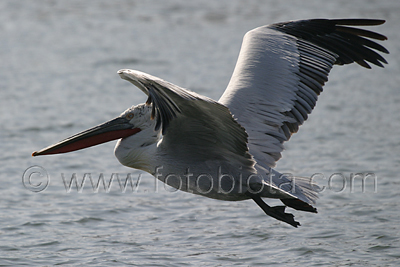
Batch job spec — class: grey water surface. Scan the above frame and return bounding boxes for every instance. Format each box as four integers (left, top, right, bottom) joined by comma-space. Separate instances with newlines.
1, 0, 400, 266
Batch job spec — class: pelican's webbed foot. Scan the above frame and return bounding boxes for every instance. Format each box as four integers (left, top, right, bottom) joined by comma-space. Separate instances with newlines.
247, 192, 300, 227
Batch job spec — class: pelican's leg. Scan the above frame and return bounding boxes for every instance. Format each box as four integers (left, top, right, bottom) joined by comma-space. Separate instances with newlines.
246, 192, 300, 227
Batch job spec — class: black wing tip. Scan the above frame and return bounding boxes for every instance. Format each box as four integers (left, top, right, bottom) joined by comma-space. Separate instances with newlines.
270, 17, 388, 69
330, 18, 385, 26
271, 18, 388, 39
270, 18, 386, 28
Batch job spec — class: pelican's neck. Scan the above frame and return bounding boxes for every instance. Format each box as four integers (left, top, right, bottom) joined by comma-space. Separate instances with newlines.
114, 126, 161, 173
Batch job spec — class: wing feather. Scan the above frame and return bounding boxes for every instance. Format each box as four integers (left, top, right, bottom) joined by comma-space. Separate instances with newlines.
219, 18, 388, 168
118, 69, 253, 165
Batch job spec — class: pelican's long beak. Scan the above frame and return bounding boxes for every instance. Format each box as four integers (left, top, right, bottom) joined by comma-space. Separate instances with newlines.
32, 117, 141, 156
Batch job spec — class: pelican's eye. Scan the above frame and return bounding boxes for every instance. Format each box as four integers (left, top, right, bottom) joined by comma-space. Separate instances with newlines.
125, 112, 134, 120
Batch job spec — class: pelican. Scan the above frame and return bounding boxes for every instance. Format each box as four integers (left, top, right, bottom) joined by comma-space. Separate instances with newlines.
33, 19, 388, 227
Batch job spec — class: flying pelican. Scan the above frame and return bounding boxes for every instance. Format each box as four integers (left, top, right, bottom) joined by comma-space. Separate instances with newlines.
33, 19, 388, 227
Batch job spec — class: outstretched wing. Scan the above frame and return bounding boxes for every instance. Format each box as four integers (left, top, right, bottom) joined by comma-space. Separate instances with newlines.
118, 69, 253, 165
219, 19, 388, 169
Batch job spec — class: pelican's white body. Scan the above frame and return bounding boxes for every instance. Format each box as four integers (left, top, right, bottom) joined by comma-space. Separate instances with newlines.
114, 76, 315, 203
115, 112, 303, 202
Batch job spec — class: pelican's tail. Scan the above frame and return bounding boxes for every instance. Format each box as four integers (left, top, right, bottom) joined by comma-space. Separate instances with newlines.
276, 175, 319, 213
262, 168, 319, 205
289, 175, 319, 203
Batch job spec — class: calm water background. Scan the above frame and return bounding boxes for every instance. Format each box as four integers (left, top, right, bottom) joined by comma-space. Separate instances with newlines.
1, 0, 400, 266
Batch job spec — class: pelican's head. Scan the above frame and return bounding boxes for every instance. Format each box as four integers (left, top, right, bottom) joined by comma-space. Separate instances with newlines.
114, 104, 161, 171
32, 103, 158, 164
